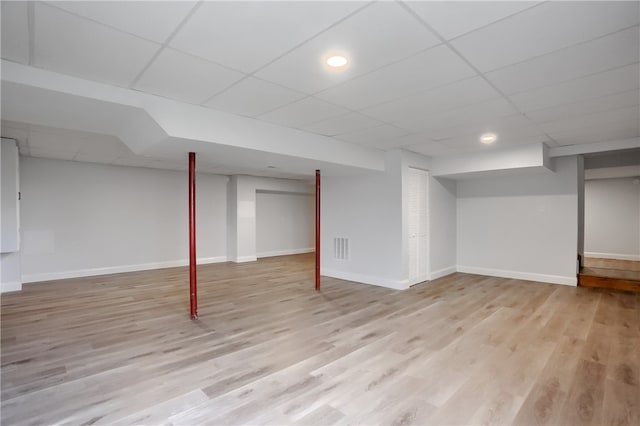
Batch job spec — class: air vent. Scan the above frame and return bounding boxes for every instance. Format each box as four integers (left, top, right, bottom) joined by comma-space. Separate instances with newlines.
333, 237, 349, 260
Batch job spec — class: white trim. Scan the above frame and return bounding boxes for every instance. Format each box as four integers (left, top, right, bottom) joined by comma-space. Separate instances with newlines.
409, 273, 430, 287
22, 256, 228, 283
430, 266, 457, 280
321, 268, 409, 290
585, 252, 640, 261
1, 281, 22, 293
257, 248, 314, 258
456, 265, 577, 286
229, 256, 257, 263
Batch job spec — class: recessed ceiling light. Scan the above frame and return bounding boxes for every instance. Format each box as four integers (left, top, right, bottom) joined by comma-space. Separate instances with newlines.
325, 54, 349, 70
480, 133, 497, 144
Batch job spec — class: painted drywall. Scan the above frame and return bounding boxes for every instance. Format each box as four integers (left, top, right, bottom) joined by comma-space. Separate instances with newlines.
321, 149, 458, 289
19, 157, 228, 282
577, 156, 585, 267
457, 156, 579, 285
585, 177, 640, 260
429, 176, 457, 279
321, 151, 404, 288
1, 138, 20, 252
256, 191, 314, 257
431, 143, 552, 178
227, 175, 313, 262
322, 150, 442, 289
2, 60, 386, 175
1, 138, 22, 292
321, 168, 405, 289
1, 253, 21, 292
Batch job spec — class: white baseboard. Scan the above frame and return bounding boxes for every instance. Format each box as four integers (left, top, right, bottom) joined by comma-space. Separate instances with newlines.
257, 248, 314, 258
584, 252, 640, 261
1, 281, 22, 293
229, 256, 257, 263
321, 268, 409, 290
22, 256, 228, 284
430, 266, 457, 280
456, 265, 577, 286
409, 273, 430, 287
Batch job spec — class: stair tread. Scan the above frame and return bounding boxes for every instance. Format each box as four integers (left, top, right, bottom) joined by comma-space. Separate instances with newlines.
579, 266, 640, 281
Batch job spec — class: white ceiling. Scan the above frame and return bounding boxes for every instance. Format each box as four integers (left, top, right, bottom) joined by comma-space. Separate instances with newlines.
0, 120, 314, 179
1, 0, 639, 168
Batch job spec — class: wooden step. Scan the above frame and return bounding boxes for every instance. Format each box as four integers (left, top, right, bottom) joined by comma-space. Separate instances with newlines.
578, 272, 640, 293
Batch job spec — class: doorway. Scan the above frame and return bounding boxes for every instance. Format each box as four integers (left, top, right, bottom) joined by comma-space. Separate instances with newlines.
579, 149, 640, 292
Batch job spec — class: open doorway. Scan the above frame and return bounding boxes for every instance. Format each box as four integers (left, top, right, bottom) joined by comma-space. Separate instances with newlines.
579, 149, 640, 292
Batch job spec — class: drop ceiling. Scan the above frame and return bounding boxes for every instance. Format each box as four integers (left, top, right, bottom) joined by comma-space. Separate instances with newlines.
1, 0, 639, 173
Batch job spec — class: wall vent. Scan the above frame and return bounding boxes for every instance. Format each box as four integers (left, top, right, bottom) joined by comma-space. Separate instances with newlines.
333, 237, 349, 260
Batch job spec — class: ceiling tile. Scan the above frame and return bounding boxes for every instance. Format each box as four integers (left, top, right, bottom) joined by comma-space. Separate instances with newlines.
205, 77, 306, 118
402, 98, 520, 136
526, 90, 640, 124
406, 1, 540, 40
361, 76, 502, 130
1, 1, 29, 64
34, 3, 160, 87
135, 48, 245, 104
255, 1, 440, 93
170, 1, 364, 73
47, 1, 197, 43
550, 120, 640, 146
509, 63, 640, 112
335, 123, 409, 149
451, 1, 640, 72
384, 132, 433, 148
299, 112, 383, 136
439, 126, 550, 149
486, 26, 640, 95
539, 105, 640, 135
316, 45, 476, 110
405, 140, 463, 157
428, 116, 540, 143
257, 97, 349, 128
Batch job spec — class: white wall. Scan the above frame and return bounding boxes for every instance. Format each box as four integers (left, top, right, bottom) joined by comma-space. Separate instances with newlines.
577, 156, 585, 266
457, 156, 579, 286
321, 168, 404, 289
429, 177, 457, 279
1, 138, 20, 252
20, 157, 228, 282
256, 191, 314, 258
1, 138, 22, 292
227, 175, 313, 262
585, 178, 640, 260
1, 252, 21, 292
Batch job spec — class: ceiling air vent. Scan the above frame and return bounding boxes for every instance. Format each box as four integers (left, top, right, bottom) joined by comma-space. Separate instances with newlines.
333, 237, 349, 260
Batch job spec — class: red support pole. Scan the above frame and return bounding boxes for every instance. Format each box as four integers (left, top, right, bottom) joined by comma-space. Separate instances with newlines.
189, 152, 198, 319
315, 169, 321, 291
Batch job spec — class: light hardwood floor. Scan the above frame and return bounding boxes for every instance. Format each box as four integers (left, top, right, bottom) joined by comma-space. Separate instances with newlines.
2, 254, 639, 425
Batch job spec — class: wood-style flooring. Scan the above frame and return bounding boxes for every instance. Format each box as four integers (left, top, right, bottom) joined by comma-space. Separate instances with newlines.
1, 254, 639, 425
